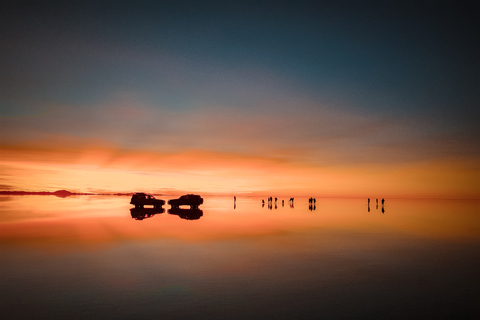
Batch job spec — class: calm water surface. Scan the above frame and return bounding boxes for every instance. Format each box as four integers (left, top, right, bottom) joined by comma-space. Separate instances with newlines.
1, 195, 479, 319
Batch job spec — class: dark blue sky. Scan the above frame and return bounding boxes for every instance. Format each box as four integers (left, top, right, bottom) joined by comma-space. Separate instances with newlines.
1, 0, 479, 161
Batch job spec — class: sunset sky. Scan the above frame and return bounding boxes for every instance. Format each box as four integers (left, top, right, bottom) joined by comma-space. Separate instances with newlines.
1, 0, 479, 198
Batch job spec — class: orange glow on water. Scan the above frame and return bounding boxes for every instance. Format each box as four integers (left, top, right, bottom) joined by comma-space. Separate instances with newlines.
1, 196, 479, 250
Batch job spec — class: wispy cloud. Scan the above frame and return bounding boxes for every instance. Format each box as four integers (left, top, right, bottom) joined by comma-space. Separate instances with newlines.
2, 94, 477, 168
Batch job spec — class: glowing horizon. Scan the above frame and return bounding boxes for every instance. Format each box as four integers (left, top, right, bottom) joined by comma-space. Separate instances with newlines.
1, 138, 478, 199
1, 2, 479, 199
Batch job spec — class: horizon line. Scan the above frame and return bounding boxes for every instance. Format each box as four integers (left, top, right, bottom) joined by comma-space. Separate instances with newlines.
1, 190, 478, 201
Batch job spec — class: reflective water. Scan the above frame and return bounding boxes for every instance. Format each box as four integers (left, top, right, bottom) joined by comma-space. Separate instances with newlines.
1, 195, 479, 319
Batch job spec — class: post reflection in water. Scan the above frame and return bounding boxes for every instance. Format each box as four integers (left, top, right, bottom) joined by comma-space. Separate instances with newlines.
263, 197, 295, 210
367, 198, 385, 213
1, 195, 479, 320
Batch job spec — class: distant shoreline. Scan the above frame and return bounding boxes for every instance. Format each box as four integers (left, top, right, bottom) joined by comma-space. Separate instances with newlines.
0, 190, 133, 197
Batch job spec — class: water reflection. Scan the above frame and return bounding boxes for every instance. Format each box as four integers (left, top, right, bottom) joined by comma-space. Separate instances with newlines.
3, 196, 479, 247
1, 195, 480, 320
130, 205, 203, 221
289, 198, 294, 208
130, 207, 164, 220
368, 198, 385, 213
168, 207, 203, 220
263, 197, 295, 210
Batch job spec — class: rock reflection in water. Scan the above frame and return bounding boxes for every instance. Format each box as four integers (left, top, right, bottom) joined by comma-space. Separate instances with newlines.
168, 207, 203, 220
130, 207, 164, 220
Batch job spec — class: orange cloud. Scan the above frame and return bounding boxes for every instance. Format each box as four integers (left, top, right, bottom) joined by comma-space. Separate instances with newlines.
2, 97, 479, 198
1, 138, 479, 198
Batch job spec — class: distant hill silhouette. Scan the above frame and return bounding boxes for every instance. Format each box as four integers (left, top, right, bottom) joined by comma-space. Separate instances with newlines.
0, 190, 160, 197
53, 190, 72, 198
0, 190, 95, 197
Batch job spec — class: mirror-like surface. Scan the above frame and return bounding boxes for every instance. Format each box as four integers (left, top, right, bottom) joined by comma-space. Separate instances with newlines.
1, 195, 479, 319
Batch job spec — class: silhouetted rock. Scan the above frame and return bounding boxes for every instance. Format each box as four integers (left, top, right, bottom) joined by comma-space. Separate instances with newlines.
53, 190, 72, 198
168, 194, 203, 208
130, 193, 165, 208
